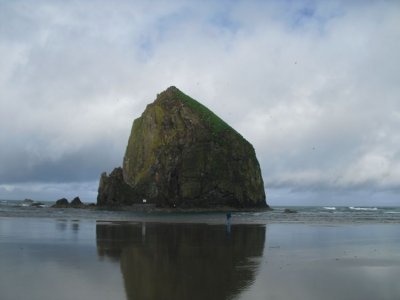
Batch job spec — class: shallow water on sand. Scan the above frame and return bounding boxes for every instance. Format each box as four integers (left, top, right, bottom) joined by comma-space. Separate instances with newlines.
0, 217, 399, 300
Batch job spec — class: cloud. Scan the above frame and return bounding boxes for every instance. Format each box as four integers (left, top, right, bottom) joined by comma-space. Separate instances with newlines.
0, 181, 98, 202
0, 0, 399, 203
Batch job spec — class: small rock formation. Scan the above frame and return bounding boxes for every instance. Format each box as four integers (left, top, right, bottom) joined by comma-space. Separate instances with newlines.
98, 168, 139, 206
284, 208, 297, 213
52, 197, 87, 208
53, 198, 69, 208
98, 86, 268, 209
70, 197, 84, 208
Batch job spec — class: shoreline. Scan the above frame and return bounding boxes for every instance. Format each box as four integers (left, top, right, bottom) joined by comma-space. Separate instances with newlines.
95, 204, 272, 213
1, 210, 400, 225
1, 201, 400, 224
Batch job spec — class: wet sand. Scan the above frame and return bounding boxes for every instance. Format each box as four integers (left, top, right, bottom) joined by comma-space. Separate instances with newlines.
0, 217, 399, 300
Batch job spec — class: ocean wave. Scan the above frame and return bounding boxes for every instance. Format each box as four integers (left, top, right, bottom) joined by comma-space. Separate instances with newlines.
349, 207, 378, 211
384, 211, 400, 214
323, 207, 336, 210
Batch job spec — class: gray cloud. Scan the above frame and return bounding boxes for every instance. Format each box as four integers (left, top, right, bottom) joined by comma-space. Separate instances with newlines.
0, 0, 399, 204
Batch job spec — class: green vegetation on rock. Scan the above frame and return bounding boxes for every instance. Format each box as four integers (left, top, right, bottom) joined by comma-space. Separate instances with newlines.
174, 88, 239, 135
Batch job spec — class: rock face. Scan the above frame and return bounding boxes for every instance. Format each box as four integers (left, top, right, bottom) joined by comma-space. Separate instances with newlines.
52, 198, 69, 208
98, 168, 139, 206
70, 197, 84, 208
98, 86, 268, 208
52, 197, 87, 208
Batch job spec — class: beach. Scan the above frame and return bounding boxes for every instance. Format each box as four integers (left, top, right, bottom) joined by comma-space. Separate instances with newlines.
1, 210, 399, 300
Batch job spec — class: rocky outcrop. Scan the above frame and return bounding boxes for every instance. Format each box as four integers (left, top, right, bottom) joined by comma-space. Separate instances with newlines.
70, 197, 85, 208
97, 168, 140, 206
98, 86, 268, 209
52, 197, 88, 208
52, 198, 69, 208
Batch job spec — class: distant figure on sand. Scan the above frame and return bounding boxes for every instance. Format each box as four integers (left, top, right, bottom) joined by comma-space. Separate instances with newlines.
226, 212, 232, 224
226, 212, 232, 235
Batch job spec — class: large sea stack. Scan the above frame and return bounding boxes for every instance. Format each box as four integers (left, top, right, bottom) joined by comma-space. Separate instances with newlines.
97, 86, 268, 209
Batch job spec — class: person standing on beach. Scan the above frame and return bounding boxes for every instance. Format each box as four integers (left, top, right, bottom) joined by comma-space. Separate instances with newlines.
226, 212, 232, 224
226, 212, 232, 235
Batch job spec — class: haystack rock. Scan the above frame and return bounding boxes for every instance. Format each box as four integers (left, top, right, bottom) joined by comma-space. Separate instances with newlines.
97, 86, 268, 209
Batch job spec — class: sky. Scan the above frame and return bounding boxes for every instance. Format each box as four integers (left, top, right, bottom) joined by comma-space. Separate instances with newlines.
0, 0, 399, 206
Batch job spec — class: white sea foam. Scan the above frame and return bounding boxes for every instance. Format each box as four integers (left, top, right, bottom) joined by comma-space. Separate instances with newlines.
323, 207, 336, 210
384, 211, 400, 214
349, 207, 378, 211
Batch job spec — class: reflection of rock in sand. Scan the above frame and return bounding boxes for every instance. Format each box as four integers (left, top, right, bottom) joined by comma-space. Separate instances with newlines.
96, 223, 266, 300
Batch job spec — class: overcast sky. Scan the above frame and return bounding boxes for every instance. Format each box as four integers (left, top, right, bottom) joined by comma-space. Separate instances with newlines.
1, 0, 399, 206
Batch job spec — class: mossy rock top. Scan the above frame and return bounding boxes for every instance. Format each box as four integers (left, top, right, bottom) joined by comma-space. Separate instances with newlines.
159, 86, 241, 136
